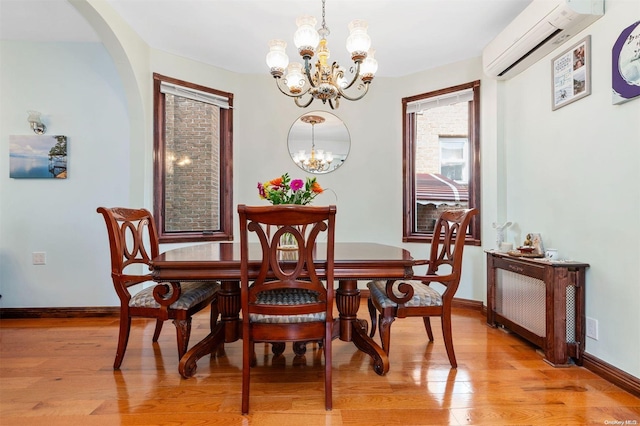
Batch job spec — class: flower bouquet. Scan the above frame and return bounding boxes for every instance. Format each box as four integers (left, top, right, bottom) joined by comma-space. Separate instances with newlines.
257, 173, 324, 250
257, 173, 323, 205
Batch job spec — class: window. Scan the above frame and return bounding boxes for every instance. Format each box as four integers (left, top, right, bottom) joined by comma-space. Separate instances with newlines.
440, 137, 468, 183
153, 73, 233, 243
402, 81, 480, 244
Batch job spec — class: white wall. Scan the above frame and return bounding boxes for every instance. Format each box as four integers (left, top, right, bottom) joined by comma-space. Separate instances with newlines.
0, 0, 637, 379
0, 41, 130, 307
498, 0, 640, 377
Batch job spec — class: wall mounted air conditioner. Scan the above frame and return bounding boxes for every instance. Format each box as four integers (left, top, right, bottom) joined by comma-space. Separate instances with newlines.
483, 0, 604, 80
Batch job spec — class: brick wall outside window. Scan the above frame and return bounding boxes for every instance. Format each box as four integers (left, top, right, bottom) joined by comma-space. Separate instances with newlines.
164, 94, 220, 232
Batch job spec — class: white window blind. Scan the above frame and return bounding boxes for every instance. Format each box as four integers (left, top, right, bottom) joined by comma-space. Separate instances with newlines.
160, 81, 231, 109
406, 88, 473, 114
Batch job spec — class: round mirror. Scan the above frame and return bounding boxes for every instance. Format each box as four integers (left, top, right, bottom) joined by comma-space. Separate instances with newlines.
288, 111, 350, 174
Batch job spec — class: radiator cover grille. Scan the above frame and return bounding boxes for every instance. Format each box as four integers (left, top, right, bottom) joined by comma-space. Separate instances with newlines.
495, 269, 577, 343
496, 269, 546, 336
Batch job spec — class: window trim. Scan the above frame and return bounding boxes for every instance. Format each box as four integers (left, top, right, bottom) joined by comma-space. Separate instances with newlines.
153, 73, 234, 243
402, 80, 481, 245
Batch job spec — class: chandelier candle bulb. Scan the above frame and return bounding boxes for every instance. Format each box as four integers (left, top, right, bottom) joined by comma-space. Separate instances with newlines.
346, 20, 371, 60
294, 15, 320, 57
361, 49, 378, 81
266, 40, 289, 77
285, 63, 305, 93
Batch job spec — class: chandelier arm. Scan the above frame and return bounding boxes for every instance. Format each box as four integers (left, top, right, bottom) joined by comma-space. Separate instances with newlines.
336, 81, 371, 101
273, 77, 313, 99
303, 57, 317, 88
328, 99, 337, 110
336, 61, 362, 91
294, 95, 315, 108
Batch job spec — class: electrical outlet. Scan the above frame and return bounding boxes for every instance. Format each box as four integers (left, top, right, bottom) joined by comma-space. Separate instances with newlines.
32, 252, 46, 265
586, 317, 598, 340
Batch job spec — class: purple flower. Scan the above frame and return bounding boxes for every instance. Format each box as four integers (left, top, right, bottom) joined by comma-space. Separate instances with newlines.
290, 179, 304, 192
257, 182, 266, 199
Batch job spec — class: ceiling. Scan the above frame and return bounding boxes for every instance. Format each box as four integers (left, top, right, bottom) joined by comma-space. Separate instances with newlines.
0, 0, 532, 78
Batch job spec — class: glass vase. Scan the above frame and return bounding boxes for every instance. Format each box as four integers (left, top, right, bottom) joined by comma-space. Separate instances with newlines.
278, 232, 298, 251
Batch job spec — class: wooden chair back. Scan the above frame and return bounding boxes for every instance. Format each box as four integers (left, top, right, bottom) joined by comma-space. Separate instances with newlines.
97, 207, 159, 297
238, 204, 336, 337
237, 204, 336, 413
420, 208, 479, 302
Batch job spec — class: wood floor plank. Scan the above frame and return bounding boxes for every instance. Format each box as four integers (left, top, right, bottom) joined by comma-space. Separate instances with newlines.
1, 304, 638, 425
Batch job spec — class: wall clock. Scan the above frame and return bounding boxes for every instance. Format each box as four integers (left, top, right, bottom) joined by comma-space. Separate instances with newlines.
612, 20, 640, 104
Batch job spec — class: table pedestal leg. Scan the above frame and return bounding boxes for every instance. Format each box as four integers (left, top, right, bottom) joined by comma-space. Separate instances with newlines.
336, 280, 389, 375
178, 323, 225, 378
219, 281, 241, 343
179, 280, 241, 378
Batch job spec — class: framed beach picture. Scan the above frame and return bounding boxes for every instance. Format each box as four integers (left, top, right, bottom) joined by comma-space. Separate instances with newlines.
9, 135, 68, 179
552, 36, 591, 110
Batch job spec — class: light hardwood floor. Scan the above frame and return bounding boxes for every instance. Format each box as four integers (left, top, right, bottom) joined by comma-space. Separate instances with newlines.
1, 303, 639, 425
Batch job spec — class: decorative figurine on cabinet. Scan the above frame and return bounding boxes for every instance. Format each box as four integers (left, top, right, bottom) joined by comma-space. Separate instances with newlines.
492, 221, 512, 248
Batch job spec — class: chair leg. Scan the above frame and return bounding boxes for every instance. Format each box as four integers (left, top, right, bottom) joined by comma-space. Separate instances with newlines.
271, 342, 286, 356
152, 319, 163, 342
378, 314, 395, 356
422, 316, 435, 342
173, 318, 192, 360
367, 297, 378, 338
293, 342, 307, 356
324, 325, 332, 411
250, 342, 258, 367
242, 324, 251, 414
114, 313, 132, 370
441, 315, 457, 368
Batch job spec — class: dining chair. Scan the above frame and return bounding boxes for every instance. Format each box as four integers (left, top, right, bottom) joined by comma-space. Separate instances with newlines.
97, 207, 220, 369
238, 204, 336, 414
367, 208, 478, 368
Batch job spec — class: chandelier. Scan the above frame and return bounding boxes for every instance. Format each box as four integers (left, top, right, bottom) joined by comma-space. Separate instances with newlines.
266, 0, 378, 110
292, 115, 334, 172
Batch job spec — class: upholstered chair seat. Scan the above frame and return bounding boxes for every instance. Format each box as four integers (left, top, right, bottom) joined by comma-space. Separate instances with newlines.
367, 280, 442, 309
129, 281, 219, 310
250, 289, 325, 323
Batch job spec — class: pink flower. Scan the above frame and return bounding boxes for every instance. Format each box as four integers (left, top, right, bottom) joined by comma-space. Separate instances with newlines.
290, 179, 304, 192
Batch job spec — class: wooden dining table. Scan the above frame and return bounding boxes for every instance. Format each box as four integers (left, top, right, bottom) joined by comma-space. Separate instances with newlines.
151, 242, 414, 378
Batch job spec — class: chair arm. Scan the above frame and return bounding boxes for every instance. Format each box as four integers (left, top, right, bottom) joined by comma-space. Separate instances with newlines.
412, 273, 456, 285
383, 280, 411, 304
153, 282, 182, 307
114, 273, 151, 287
383, 273, 457, 304
412, 273, 458, 299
